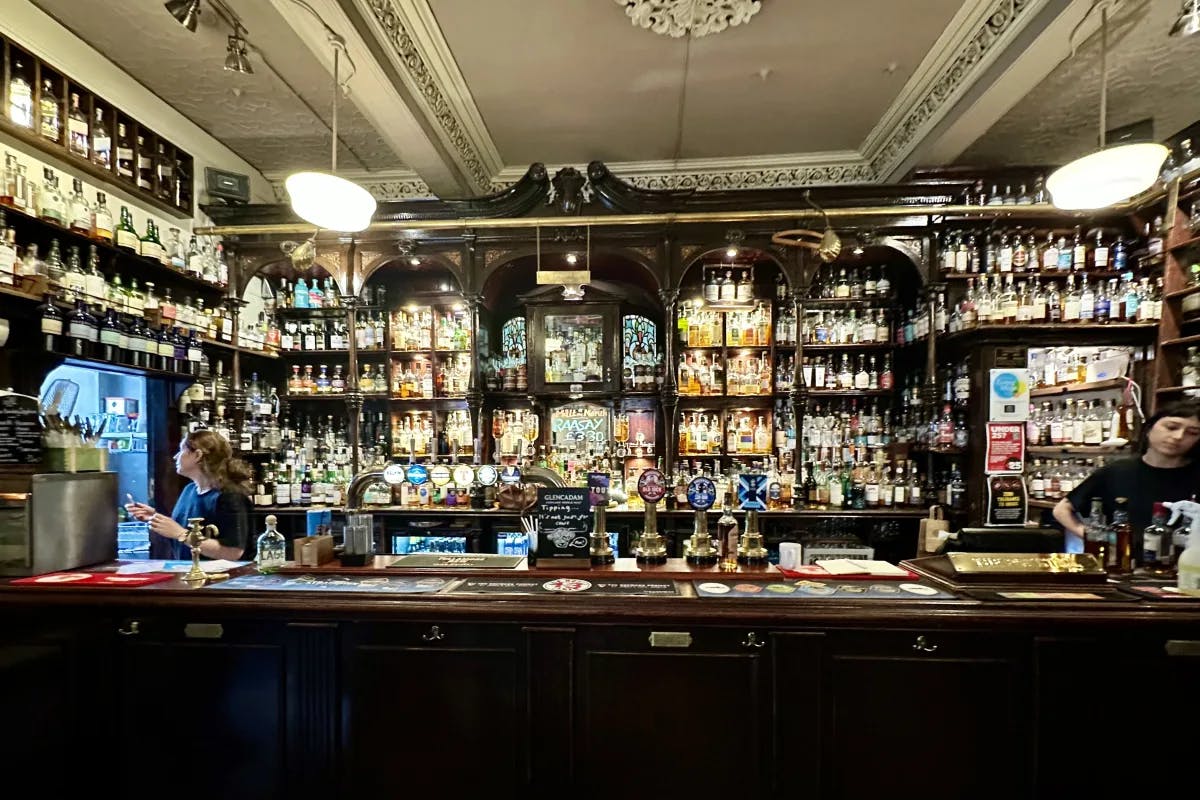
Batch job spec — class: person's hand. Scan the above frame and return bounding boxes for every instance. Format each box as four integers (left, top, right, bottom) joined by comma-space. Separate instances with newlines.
147, 513, 188, 542
1165, 500, 1200, 527
125, 498, 157, 522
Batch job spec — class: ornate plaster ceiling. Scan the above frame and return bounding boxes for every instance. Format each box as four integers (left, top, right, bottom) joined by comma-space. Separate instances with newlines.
960, 0, 1200, 166
29, 0, 395, 173
24, 0, 1198, 201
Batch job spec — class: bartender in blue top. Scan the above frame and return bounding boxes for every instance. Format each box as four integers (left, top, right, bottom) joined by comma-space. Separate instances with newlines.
125, 429, 253, 560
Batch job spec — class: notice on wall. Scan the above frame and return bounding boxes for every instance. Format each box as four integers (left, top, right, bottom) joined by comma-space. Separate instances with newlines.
985, 474, 1028, 526
0, 394, 42, 466
988, 369, 1029, 422
534, 487, 591, 565
985, 423, 1026, 474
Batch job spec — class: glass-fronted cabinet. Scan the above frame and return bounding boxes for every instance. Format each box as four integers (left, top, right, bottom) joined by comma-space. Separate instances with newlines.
529, 303, 619, 394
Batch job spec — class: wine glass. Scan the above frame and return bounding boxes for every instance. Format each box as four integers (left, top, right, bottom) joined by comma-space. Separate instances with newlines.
492, 410, 508, 461
522, 411, 540, 456
614, 412, 629, 457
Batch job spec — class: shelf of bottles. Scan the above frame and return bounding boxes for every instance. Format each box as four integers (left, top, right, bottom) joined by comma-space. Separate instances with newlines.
1023, 345, 1140, 518
934, 220, 1165, 336
1, 35, 194, 217
1154, 191, 1200, 402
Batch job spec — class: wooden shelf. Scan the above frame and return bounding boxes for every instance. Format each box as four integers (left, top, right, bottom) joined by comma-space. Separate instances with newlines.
799, 342, 893, 352
1029, 377, 1126, 397
0, 201, 225, 299
939, 269, 1123, 281
938, 323, 1158, 349
803, 389, 893, 398
1026, 445, 1129, 456
0, 117, 191, 219
1164, 284, 1200, 302
799, 296, 895, 307
201, 339, 278, 359
1169, 234, 1200, 253
1028, 498, 1058, 510
1156, 385, 1200, 395
1160, 334, 1200, 348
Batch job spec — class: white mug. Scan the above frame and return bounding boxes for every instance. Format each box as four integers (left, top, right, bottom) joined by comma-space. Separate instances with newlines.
778, 542, 802, 570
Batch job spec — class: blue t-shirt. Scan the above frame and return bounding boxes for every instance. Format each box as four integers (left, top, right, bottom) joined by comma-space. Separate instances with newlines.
162, 483, 252, 560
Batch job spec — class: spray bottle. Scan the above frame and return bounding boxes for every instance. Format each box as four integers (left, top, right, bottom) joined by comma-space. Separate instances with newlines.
1165, 500, 1200, 597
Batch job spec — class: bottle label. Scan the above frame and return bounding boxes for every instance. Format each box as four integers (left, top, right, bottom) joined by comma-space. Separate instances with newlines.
69, 321, 98, 342
100, 328, 120, 346
41, 317, 62, 335
116, 229, 139, 250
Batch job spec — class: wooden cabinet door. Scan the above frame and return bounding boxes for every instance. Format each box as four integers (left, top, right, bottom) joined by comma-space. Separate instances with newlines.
0, 617, 111, 793
1034, 632, 1200, 799
574, 625, 771, 799
342, 621, 525, 798
114, 616, 288, 800
820, 629, 1030, 800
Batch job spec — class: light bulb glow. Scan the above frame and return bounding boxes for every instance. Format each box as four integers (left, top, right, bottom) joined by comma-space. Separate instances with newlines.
1046, 143, 1168, 210
285, 171, 376, 232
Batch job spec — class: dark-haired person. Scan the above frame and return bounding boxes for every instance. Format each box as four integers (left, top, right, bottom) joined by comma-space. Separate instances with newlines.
1053, 399, 1200, 554
125, 429, 254, 561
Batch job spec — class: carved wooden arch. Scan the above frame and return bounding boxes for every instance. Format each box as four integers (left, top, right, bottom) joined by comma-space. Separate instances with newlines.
479, 243, 665, 299
237, 253, 346, 300
357, 250, 468, 293
676, 243, 790, 292
872, 235, 927, 284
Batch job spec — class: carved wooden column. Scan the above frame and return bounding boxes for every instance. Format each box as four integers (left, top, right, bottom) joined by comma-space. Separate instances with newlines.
465, 292, 485, 461
659, 287, 679, 476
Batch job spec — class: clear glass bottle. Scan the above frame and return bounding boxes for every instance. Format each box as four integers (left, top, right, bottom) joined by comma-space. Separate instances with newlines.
91, 107, 111, 169
38, 169, 66, 226
8, 59, 33, 129
67, 178, 91, 235
38, 78, 60, 142
116, 123, 134, 182
255, 515, 287, 573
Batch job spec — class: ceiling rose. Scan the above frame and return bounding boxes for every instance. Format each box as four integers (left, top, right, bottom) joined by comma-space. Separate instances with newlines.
615, 0, 762, 38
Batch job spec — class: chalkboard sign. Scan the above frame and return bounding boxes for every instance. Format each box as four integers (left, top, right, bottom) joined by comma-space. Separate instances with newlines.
0, 395, 42, 466
534, 487, 591, 566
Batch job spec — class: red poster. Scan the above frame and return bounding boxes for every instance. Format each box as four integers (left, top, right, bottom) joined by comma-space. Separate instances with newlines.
986, 423, 1025, 474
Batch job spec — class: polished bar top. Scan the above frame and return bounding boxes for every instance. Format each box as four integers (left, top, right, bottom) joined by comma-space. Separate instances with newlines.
2, 557, 1199, 630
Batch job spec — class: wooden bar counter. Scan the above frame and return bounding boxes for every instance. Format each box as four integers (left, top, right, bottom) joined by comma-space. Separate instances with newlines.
2, 557, 1197, 800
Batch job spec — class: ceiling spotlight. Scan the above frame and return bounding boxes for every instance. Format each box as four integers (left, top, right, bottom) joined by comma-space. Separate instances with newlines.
726, 246, 738, 259
409, 256, 420, 266
1171, 0, 1200, 37
565, 253, 578, 265
224, 28, 253, 74
165, 0, 202, 32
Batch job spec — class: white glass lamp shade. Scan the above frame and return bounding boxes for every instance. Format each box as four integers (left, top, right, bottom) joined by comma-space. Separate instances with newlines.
1047, 143, 1169, 210
285, 172, 377, 232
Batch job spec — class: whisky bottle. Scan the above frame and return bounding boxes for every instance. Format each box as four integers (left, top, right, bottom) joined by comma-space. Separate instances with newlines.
67, 93, 89, 157
93, 193, 114, 243
91, 107, 111, 169
116, 123, 134, 181
38, 293, 63, 351
38, 79, 60, 142
135, 134, 154, 191
8, 59, 33, 129
67, 298, 98, 358
68, 178, 92, 235
115, 206, 140, 251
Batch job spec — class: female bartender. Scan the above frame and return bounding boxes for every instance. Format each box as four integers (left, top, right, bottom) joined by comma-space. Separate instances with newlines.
1053, 399, 1200, 549
125, 429, 254, 561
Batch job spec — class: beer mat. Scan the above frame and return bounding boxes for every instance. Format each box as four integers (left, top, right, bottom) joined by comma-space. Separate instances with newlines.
388, 554, 524, 569
693, 580, 954, 599
447, 578, 679, 596
210, 574, 449, 593
777, 564, 917, 581
1118, 583, 1200, 601
10, 572, 176, 587
965, 588, 1129, 602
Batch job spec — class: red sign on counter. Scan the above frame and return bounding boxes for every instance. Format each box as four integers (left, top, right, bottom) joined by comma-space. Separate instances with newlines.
986, 423, 1025, 474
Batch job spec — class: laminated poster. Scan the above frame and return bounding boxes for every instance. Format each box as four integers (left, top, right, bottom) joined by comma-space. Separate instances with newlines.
986, 473, 1028, 526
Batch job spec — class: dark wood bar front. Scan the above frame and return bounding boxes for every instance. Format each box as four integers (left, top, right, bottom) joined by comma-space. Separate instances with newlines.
2, 566, 1197, 800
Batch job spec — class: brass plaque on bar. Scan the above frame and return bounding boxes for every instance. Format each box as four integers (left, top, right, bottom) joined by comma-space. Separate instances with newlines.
389, 554, 524, 569
946, 552, 1105, 576
536, 270, 591, 285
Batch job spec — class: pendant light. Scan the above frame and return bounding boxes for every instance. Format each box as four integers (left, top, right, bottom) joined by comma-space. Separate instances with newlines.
284, 10, 375, 232
1047, 1, 1167, 210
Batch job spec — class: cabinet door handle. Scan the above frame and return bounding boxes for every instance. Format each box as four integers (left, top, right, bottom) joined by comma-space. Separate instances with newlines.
421, 625, 445, 642
117, 621, 140, 637
913, 635, 938, 653
741, 632, 765, 649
